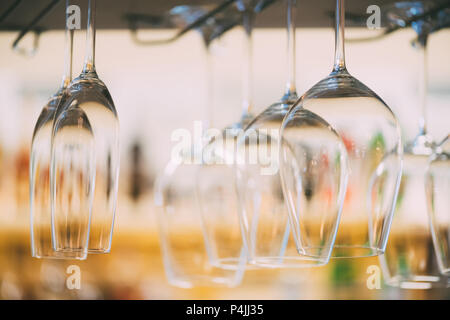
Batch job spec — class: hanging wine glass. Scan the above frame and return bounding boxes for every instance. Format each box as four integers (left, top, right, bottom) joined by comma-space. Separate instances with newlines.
194, 0, 273, 273
281, 0, 402, 259
377, 2, 448, 289
154, 5, 246, 288
51, 0, 120, 254
234, 0, 348, 268
195, 0, 286, 271
426, 135, 450, 276
30, 0, 91, 260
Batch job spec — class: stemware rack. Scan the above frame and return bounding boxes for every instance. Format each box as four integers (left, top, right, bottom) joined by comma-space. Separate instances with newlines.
1, 0, 450, 55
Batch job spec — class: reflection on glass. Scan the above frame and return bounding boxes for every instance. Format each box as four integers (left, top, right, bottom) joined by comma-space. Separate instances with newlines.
426, 135, 450, 276
282, 0, 402, 259
51, 0, 120, 254
379, 7, 447, 288
30, 1, 86, 260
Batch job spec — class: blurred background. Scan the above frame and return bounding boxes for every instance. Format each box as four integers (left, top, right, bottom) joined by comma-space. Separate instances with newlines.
0, 0, 449, 299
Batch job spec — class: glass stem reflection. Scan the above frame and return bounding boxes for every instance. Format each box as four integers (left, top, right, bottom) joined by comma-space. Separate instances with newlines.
417, 35, 428, 136
83, 0, 96, 74
204, 42, 214, 130
241, 8, 254, 118
333, 0, 346, 72
282, 0, 298, 101
61, 0, 73, 89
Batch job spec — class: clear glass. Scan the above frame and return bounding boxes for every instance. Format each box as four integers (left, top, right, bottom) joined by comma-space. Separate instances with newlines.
281, 0, 402, 259
51, 0, 120, 254
379, 152, 448, 289
154, 6, 247, 287
31, 95, 91, 260
426, 135, 450, 276
194, 1, 260, 270
51, 108, 95, 255
235, 0, 347, 268
378, 5, 449, 287
29, 1, 87, 259
155, 155, 246, 288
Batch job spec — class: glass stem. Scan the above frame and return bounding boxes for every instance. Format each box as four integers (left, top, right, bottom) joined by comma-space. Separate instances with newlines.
61, 0, 73, 89
417, 37, 428, 136
241, 9, 253, 118
83, 0, 96, 74
333, 0, 346, 72
204, 42, 214, 130
282, 0, 298, 102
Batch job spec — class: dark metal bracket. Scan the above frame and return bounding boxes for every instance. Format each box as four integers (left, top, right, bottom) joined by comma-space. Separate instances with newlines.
11, 0, 60, 57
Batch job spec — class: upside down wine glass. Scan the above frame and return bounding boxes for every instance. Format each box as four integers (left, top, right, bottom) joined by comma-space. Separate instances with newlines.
30, 1, 91, 260
379, 36, 445, 290
51, 0, 120, 254
155, 5, 246, 288
378, 2, 448, 289
235, 0, 348, 268
281, 0, 403, 258
196, 0, 270, 273
426, 135, 450, 277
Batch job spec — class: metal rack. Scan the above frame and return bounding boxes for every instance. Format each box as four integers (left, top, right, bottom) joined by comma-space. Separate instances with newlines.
1, 0, 450, 55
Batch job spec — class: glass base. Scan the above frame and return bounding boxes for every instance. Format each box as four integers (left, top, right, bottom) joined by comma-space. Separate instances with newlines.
166, 274, 240, 289
87, 248, 111, 254
162, 257, 245, 288
248, 256, 328, 269
32, 253, 87, 260
32, 247, 87, 260
331, 245, 384, 258
214, 257, 257, 271
385, 275, 448, 290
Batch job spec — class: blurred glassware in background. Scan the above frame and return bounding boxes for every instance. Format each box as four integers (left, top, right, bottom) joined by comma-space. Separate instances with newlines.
281, 0, 402, 259
235, 0, 347, 268
379, 2, 448, 289
426, 135, 450, 277
155, 4, 247, 288
30, 0, 89, 260
4, 0, 449, 297
197, 0, 266, 272
51, 0, 120, 255
345, 0, 450, 42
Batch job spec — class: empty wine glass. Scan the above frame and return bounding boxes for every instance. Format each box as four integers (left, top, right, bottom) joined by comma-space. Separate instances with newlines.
281, 0, 402, 259
155, 5, 246, 288
51, 0, 120, 254
30, 0, 90, 260
378, 2, 448, 289
234, 0, 348, 268
426, 135, 450, 276
194, 0, 273, 273
51, 108, 96, 256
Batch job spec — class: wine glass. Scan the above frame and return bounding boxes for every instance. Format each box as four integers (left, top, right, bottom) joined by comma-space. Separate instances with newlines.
426, 135, 450, 276
30, 0, 89, 260
377, 2, 448, 289
281, 0, 402, 259
194, 0, 268, 272
51, 0, 120, 254
154, 5, 246, 288
51, 108, 96, 256
234, 0, 348, 268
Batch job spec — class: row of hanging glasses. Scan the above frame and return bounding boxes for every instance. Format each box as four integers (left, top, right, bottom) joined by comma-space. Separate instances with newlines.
154, 0, 449, 289
26, 0, 449, 290
30, 0, 120, 260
